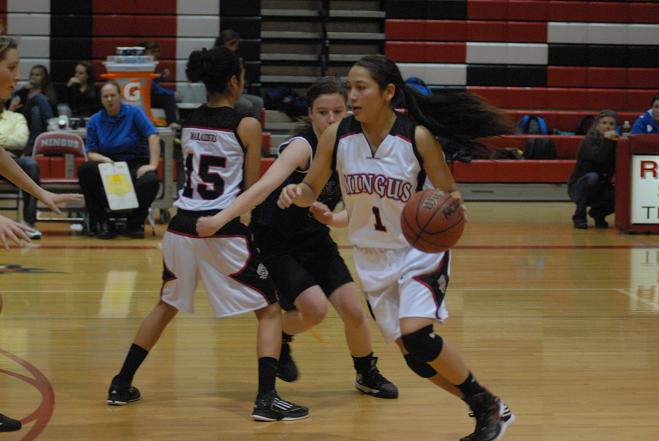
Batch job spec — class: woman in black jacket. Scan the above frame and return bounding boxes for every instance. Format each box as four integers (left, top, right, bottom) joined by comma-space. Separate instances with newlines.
568, 109, 618, 229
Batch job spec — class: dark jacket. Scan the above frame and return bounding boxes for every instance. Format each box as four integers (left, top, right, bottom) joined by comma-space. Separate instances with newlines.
568, 135, 617, 187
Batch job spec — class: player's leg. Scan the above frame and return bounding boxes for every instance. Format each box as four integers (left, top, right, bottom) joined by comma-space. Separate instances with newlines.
397, 250, 514, 441
251, 303, 309, 421
328, 282, 398, 398
107, 230, 194, 406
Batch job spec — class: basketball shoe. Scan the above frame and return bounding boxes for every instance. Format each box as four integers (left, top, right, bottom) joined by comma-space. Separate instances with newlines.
276, 341, 299, 382
461, 392, 515, 441
106, 382, 142, 406
251, 390, 309, 421
0, 414, 21, 432
354, 357, 398, 399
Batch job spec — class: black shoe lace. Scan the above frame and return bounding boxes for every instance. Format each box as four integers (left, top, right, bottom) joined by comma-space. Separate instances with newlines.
364, 368, 390, 387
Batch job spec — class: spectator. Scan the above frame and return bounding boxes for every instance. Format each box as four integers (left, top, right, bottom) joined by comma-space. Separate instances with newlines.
65, 61, 100, 118
214, 30, 264, 121
0, 106, 42, 238
78, 81, 160, 239
631, 93, 659, 135
568, 109, 617, 229
8, 65, 57, 153
139, 41, 179, 129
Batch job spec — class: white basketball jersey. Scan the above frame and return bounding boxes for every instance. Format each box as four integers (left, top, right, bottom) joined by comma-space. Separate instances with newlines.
176, 106, 246, 211
333, 115, 431, 249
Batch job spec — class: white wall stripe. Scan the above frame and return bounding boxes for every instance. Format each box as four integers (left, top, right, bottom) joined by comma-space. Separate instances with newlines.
15, 35, 49, 58
176, 16, 220, 37
398, 63, 466, 86
177, 0, 219, 15
8, 0, 49, 13
467, 43, 548, 65
548, 22, 659, 45
176, 38, 215, 60
6, 13, 50, 36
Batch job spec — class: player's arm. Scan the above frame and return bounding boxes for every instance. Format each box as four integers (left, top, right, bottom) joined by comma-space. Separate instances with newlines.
278, 122, 337, 208
415, 125, 461, 201
0, 148, 81, 213
309, 202, 348, 228
196, 137, 311, 236
238, 117, 264, 189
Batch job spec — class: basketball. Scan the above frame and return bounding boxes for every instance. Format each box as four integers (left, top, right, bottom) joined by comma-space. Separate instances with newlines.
400, 189, 466, 253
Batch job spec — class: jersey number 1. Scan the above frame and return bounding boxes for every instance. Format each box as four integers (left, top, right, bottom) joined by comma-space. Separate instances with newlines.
183, 154, 226, 199
372, 206, 387, 232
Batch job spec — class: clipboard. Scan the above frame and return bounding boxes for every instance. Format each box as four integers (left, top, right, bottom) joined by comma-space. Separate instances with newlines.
98, 161, 139, 211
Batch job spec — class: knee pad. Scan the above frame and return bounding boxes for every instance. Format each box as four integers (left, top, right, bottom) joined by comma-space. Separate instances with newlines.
404, 354, 438, 378
401, 325, 443, 362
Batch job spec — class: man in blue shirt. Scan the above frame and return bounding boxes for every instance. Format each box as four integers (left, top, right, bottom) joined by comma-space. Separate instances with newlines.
631, 93, 659, 135
78, 81, 160, 239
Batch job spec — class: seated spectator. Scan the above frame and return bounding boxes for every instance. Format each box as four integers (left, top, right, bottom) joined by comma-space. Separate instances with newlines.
214, 30, 264, 121
568, 109, 617, 229
8, 64, 57, 153
631, 93, 659, 135
66, 61, 100, 118
139, 41, 179, 129
0, 106, 42, 238
78, 81, 160, 239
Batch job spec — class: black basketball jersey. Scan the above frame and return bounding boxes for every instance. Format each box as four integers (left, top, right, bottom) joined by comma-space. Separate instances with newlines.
251, 127, 342, 237
176, 106, 246, 212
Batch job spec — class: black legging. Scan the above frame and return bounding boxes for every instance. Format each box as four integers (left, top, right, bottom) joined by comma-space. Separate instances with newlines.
78, 160, 159, 228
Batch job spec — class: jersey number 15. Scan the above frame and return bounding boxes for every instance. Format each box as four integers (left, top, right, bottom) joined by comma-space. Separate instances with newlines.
183, 154, 226, 199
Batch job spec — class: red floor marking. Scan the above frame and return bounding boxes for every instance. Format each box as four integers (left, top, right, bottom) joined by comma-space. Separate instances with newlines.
0, 349, 54, 440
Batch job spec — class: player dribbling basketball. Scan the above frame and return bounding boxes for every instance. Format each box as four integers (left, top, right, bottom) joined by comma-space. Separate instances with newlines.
278, 55, 515, 441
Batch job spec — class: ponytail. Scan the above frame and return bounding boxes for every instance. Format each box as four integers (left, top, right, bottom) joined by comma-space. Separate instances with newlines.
354, 55, 512, 148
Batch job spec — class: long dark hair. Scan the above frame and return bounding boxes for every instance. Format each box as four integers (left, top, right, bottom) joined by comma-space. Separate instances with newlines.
651, 93, 659, 108
31, 64, 58, 105
353, 55, 512, 147
75, 61, 96, 98
186, 46, 242, 96
294, 76, 347, 133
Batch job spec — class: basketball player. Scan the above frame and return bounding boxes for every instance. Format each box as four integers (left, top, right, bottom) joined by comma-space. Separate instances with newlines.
106, 46, 308, 422
196, 77, 397, 398
0, 36, 81, 432
278, 55, 515, 441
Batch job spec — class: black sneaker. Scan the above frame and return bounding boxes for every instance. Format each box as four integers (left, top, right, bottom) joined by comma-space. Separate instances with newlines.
573, 219, 587, 229
0, 414, 21, 432
106, 382, 142, 406
123, 226, 145, 239
594, 218, 609, 228
251, 390, 309, 421
461, 393, 515, 441
355, 359, 398, 399
276, 342, 299, 382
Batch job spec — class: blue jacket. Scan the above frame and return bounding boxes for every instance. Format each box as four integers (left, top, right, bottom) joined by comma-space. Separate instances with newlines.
631, 110, 659, 135
86, 103, 157, 161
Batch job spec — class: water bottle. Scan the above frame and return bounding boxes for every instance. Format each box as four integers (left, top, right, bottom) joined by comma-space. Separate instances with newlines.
622, 120, 631, 136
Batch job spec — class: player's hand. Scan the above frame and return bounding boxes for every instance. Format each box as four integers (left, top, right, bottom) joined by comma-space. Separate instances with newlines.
309, 202, 334, 225
38, 191, 83, 214
0, 215, 31, 249
277, 184, 302, 209
196, 216, 220, 237
450, 191, 468, 223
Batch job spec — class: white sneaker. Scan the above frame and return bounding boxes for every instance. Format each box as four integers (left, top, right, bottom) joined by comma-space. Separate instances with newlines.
22, 222, 42, 240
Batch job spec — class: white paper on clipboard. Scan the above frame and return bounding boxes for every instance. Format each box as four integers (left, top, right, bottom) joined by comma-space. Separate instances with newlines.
99, 161, 139, 211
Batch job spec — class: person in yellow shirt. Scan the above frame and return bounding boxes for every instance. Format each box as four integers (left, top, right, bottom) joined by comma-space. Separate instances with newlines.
0, 106, 42, 238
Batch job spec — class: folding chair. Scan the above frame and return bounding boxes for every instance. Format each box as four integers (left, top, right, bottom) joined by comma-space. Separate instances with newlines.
32, 132, 87, 222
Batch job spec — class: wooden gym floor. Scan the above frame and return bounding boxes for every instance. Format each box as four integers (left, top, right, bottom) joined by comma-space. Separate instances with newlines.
0, 201, 657, 441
